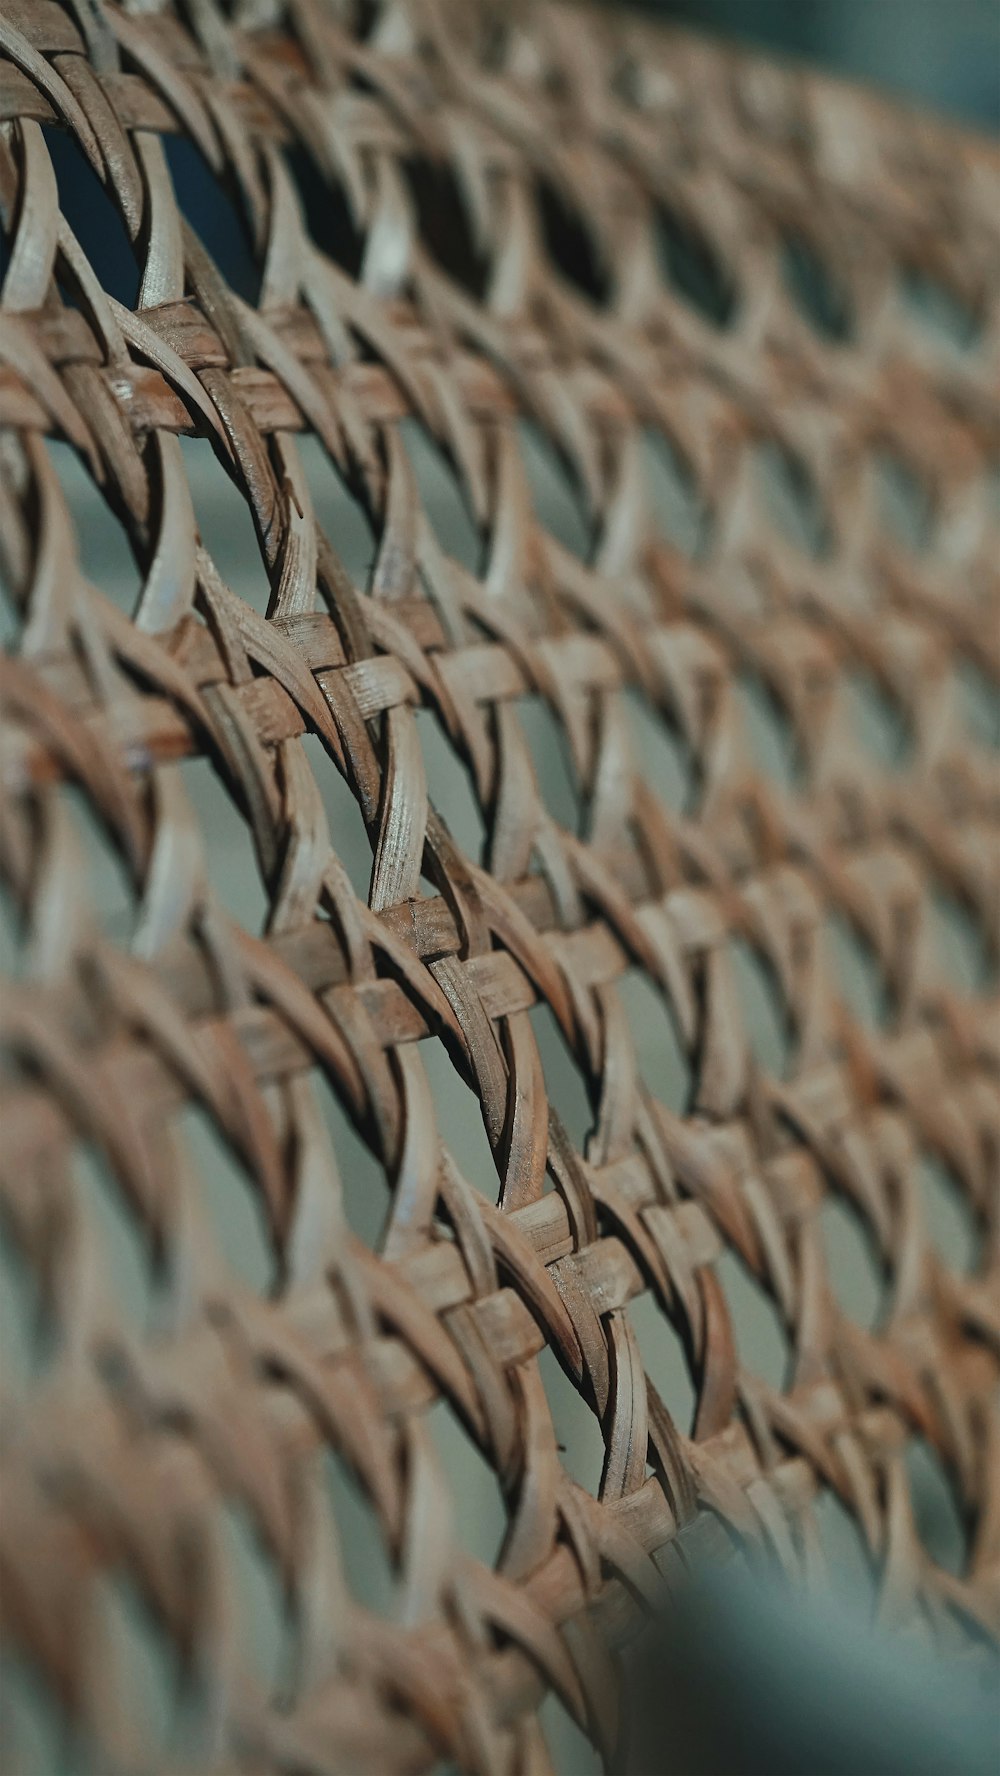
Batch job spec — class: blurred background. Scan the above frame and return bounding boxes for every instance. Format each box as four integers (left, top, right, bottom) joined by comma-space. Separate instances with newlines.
639, 0, 999, 131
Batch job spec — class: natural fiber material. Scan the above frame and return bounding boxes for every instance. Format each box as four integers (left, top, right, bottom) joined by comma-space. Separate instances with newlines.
0, 1, 998, 1770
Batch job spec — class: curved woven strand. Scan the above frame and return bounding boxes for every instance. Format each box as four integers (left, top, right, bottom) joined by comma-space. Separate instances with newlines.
0, 2, 998, 1771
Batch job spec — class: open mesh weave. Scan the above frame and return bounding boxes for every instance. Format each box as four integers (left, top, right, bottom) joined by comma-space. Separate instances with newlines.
0, 0, 999, 1770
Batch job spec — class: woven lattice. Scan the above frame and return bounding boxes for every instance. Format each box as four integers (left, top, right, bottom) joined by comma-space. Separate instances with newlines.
1, 0, 998, 1770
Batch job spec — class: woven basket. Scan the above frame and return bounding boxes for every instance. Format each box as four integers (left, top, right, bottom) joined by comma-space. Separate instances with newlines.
0, 1, 998, 1770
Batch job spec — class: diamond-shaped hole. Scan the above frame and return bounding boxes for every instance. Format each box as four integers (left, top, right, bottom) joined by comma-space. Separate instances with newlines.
716, 1247, 787, 1391
74, 1144, 159, 1331
421, 1039, 500, 1202
46, 438, 141, 616
539, 1689, 602, 1776
614, 968, 691, 1116
177, 753, 271, 932
812, 1488, 875, 1606
165, 134, 259, 303
781, 230, 851, 341
623, 685, 693, 814
296, 731, 374, 906
296, 433, 377, 589
179, 435, 270, 616
218, 1501, 290, 1698
736, 672, 800, 792
537, 1344, 605, 1495
900, 265, 981, 352
827, 913, 890, 1031
405, 157, 487, 297
324, 1446, 395, 1615
535, 174, 610, 305
517, 420, 592, 559
426, 1397, 508, 1569
414, 707, 486, 864
62, 781, 136, 947
874, 450, 934, 553
283, 144, 364, 277
955, 659, 1000, 751
841, 670, 912, 770
627, 1290, 696, 1434
917, 1155, 978, 1274
654, 201, 736, 327
90, 1568, 179, 1758
44, 123, 137, 306
513, 695, 583, 834
904, 1438, 966, 1576
399, 418, 481, 573
820, 1195, 883, 1329
528, 1000, 593, 1153
729, 936, 790, 1078
311, 1071, 389, 1250
754, 440, 828, 558
176, 1105, 276, 1295
641, 426, 709, 558
930, 888, 995, 996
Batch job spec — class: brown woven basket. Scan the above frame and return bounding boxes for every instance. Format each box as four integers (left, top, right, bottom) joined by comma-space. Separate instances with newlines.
0, 1, 998, 1770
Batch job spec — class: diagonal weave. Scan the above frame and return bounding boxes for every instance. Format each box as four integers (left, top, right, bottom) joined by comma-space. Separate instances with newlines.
0, 0, 998, 1769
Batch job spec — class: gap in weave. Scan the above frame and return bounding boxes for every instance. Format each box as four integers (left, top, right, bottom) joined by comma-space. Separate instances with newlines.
163, 135, 260, 304
324, 1446, 396, 1614
930, 887, 996, 996
297, 434, 377, 589
812, 1489, 877, 1607
311, 1072, 389, 1250
715, 1247, 788, 1391
512, 695, 583, 834
0, 1208, 49, 1394
90, 1567, 179, 1760
627, 1290, 696, 1434
654, 201, 736, 328
399, 419, 481, 572
179, 436, 271, 616
820, 1195, 883, 1330
826, 914, 891, 1032
539, 1688, 603, 1776
297, 732, 375, 904
623, 685, 694, 813
177, 1105, 276, 1294
420, 1039, 500, 1203
780, 230, 852, 342
46, 439, 142, 616
63, 781, 136, 947
528, 1001, 594, 1152
917, 1154, 979, 1274
404, 157, 488, 297
904, 1439, 967, 1577
414, 709, 487, 864
614, 969, 692, 1115
728, 936, 791, 1078
283, 144, 365, 278
537, 1344, 606, 1496
841, 670, 912, 770
426, 1396, 509, 1568
641, 428, 710, 559
516, 420, 592, 559
955, 658, 1000, 751
753, 439, 829, 558
177, 754, 272, 933
42, 124, 138, 307
736, 672, 801, 793
874, 450, 935, 553
74, 1144, 159, 1332
0, 884, 19, 978
899, 265, 982, 353
218, 1502, 291, 1697
535, 174, 611, 305
0, 1654, 68, 1774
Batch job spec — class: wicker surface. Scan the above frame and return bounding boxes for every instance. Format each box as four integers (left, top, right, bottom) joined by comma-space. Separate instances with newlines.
1, 1, 998, 1770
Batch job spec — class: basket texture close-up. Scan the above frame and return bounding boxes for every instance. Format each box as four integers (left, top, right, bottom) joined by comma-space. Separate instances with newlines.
0, 0, 998, 1771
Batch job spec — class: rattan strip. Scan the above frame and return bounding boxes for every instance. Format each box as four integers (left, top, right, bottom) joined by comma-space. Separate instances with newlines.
0, 1, 998, 1771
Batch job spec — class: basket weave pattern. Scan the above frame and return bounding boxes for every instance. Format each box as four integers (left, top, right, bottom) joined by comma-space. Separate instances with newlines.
0, 1, 998, 1769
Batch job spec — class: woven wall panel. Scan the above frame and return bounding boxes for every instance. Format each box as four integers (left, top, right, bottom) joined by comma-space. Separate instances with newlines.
0, 1, 998, 1770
